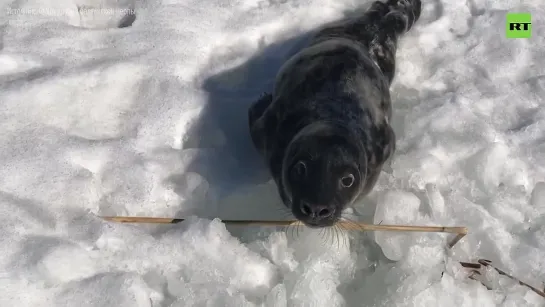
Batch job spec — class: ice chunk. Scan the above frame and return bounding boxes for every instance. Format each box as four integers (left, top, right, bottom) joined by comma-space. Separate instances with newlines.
530, 182, 545, 210
425, 183, 446, 220
374, 191, 422, 261
54, 272, 159, 307
265, 284, 287, 307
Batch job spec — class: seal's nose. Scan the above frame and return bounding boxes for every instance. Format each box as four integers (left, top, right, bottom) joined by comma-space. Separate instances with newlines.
300, 203, 335, 220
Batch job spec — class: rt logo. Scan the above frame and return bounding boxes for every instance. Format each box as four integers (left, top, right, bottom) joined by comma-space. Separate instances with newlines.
506, 13, 531, 38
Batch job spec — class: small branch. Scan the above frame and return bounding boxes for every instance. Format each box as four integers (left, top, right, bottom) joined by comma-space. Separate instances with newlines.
99, 215, 467, 248
478, 259, 545, 298
460, 259, 545, 298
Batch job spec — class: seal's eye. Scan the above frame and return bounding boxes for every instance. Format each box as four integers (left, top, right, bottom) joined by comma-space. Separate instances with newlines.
340, 173, 355, 188
292, 161, 307, 177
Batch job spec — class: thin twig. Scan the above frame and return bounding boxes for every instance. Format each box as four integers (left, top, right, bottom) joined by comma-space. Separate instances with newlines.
478, 259, 545, 298
99, 215, 467, 248
460, 259, 545, 299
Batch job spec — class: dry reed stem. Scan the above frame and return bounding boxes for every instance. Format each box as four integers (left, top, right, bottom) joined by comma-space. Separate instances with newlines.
99, 216, 467, 248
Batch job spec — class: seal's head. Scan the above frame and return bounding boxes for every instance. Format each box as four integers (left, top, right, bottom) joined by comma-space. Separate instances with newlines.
281, 122, 366, 227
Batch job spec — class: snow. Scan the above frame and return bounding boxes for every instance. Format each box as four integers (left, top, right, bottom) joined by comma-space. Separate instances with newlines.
0, 0, 544, 306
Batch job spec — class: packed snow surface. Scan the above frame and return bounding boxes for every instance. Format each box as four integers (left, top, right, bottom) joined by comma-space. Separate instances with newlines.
1, 0, 545, 306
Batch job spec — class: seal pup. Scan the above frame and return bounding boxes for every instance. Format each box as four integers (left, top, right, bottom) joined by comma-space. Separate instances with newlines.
248, 0, 421, 227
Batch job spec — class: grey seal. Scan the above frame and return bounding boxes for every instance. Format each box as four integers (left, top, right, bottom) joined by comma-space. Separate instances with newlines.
248, 0, 421, 227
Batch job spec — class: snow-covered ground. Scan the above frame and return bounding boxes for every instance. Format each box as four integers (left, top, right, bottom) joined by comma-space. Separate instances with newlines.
1, 0, 544, 306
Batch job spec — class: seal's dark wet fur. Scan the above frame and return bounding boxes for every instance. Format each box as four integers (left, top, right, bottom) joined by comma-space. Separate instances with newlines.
248, 0, 421, 227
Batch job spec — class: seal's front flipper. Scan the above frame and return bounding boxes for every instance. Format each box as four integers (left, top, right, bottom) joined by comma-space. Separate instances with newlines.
368, 0, 422, 84
384, 0, 421, 35
248, 92, 273, 127
248, 92, 273, 155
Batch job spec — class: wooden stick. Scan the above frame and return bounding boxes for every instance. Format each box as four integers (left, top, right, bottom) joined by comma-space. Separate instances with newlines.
99, 216, 467, 248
